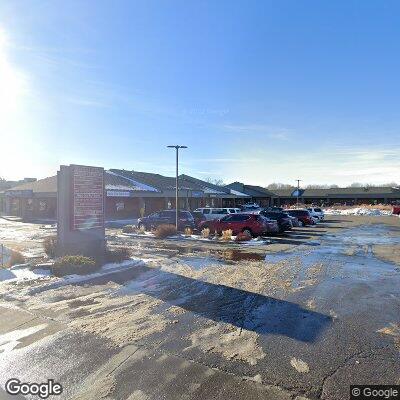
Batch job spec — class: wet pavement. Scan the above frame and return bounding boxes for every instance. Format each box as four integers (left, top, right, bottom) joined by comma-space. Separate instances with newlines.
0, 216, 399, 399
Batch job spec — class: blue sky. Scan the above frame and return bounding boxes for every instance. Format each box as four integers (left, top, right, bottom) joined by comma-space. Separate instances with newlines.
1, 0, 399, 186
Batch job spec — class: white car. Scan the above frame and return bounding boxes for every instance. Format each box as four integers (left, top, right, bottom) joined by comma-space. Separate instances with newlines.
194, 207, 241, 221
241, 203, 261, 211
307, 207, 325, 221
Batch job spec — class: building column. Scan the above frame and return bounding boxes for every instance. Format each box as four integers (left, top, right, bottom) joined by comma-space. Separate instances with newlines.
5, 197, 11, 214
21, 198, 28, 220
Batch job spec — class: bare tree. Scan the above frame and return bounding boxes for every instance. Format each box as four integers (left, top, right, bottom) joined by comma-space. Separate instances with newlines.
205, 177, 225, 186
266, 183, 295, 190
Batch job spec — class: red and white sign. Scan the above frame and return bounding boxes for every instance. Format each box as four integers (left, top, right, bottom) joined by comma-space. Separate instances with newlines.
71, 165, 104, 230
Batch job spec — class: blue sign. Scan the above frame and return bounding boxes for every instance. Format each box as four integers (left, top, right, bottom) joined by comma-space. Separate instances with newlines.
191, 191, 204, 198
291, 189, 305, 197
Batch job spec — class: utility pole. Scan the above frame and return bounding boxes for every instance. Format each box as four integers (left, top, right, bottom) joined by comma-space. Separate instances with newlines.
167, 145, 188, 229
296, 179, 302, 207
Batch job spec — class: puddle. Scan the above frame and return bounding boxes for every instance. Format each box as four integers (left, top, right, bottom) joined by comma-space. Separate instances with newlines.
181, 256, 224, 270
111, 239, 266, 263
181, 250, 265, 269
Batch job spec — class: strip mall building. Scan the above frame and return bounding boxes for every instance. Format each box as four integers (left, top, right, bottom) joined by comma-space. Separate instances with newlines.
0, 169, 249, 221
1, 172, 400, 221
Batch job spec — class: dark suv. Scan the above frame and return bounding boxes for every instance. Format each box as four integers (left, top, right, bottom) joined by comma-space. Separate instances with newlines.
259, 210, 293, 233
138, 210, 195, 231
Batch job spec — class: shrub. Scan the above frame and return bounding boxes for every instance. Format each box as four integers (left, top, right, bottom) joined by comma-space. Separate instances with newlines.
52, 255, 97, 277
221, 229, 233, 241
122, 225, 136, 233
154, 224, 177, 239
43, 236, 57, 258
184, 227, 193, 236
105, 247, 131, 263
201, 227, 210, 238
9, 250, 25, 267
235, 231, 252, 242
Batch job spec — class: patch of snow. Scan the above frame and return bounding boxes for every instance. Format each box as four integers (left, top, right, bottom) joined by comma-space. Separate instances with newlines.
0, 266, 50, 283
324, 207, 392, 216
241, 238, 270, 246
290, 357, 310, 373
27, 259, 145, 295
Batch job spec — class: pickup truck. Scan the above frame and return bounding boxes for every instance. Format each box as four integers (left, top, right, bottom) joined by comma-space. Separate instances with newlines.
393, 205, 400, 215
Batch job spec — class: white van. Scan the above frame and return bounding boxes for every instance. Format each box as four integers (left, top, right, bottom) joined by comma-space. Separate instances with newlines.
194, 207, 241, 221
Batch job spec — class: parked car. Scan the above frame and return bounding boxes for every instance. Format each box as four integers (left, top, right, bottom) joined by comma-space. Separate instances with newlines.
138, 210, 195, 231
283, 209, 314, 226
240, 203, 261, 211
259, 210, 293, 233
287, 215, 300, 227
392, 205, 400, 215
263, 206, 284, 212
194, 207, 241, 221
198, 213, 279, 237
307, 207, 325, 221
192, 211, 207, 229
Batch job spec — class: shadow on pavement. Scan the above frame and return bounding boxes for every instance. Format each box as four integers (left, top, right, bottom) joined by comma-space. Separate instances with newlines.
76, 264, 332, 343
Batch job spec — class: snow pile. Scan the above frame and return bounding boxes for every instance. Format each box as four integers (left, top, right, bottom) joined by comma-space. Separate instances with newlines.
0, 265, 50, 283
325, 207, 392, 216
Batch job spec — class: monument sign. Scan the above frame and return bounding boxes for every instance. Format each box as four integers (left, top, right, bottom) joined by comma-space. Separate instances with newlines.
57, 164, 105, 259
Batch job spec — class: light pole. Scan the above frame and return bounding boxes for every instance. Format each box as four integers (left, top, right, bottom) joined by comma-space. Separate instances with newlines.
296, 179, 302, 207
167, 145, 188, 229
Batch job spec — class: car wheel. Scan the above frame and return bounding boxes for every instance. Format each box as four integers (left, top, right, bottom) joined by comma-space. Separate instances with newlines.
242, 228, 253, 237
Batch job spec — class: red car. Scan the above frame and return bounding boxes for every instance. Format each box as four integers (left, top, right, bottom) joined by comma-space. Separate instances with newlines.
198, 213, 279, 237
284, 209, 314, 226
393, 205, 400, 215
192, 211, 207, 229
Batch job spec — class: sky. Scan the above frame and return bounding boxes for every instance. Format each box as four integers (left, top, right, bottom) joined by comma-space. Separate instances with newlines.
0, 0, 400, 187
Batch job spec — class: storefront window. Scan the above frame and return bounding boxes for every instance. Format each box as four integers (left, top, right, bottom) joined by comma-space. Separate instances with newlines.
39, 201, 47, 211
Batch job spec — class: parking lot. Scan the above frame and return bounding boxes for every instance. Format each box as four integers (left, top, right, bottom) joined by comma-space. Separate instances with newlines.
0, 215, 399, 400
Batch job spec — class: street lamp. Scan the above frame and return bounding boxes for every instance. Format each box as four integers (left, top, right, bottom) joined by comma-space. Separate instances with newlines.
296, 179, 302, 207
167, 145, 188, 229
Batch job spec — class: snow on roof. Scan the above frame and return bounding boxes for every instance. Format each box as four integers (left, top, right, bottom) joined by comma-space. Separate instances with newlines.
229, 189, 250, 197
106, 170, 159, 192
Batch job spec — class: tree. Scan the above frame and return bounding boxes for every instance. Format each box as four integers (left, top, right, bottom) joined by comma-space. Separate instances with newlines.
205, 177, 225, 186
266, 183, 295, 190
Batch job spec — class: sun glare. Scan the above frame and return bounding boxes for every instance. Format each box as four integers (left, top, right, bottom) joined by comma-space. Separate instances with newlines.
0, 27, 28, 121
